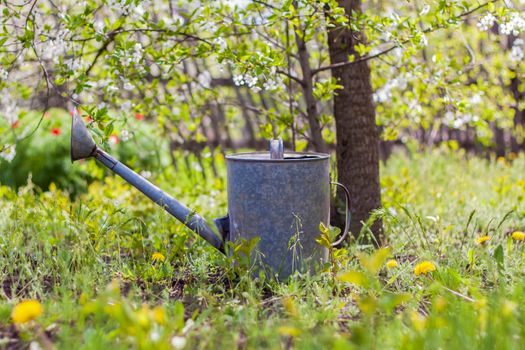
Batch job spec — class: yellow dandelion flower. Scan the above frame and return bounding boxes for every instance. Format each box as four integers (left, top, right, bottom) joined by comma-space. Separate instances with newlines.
136, 305, 151, 328
11, 300, 43, 324
414, 261, 436, 276
476, 235, 490, 245
508, 152, 518, 161
151, 252, 166, 263
511, 231, 525, 241
152, 306, 166, 324
386, 259, 398, 268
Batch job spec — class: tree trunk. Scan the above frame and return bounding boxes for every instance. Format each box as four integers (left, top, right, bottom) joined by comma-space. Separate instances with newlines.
327, 0, 382, 244
509, 39, 524, 153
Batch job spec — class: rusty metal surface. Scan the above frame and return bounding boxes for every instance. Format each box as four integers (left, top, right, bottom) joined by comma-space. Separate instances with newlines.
226, 152, 331, 278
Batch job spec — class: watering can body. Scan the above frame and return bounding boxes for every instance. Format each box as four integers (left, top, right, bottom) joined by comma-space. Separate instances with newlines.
226, 152, 330, 277
71, 112, 349, 279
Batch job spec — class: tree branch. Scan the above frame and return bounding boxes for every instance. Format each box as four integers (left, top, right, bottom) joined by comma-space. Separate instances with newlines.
312, 1, 496, 76
276, 69, 304, 85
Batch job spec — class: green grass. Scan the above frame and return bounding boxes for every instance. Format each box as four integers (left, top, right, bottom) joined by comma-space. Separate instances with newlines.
1, 148, 525, 349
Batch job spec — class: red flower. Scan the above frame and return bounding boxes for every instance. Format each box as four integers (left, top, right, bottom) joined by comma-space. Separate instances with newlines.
11, 120, 19, 129
109, 134, 120, 145
134, 113, 144, 121
51, 127, 61, 136
85, 116, 93, 122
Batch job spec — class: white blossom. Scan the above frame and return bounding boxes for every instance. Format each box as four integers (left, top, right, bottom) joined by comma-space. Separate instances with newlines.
171, 336, 187, 349
120, 100, 132, 111
510, 45, 524, 61
94, 79, 112, 89
108, 0, 131, 15
0, 89, 19, 124
122, 79, 134, 91
223, 0, 250, 8
133, 5, 145, 18
388, 207, 398, 216
477, 13, 496, 31
121, 56, 132, 67
132, 43, 143, 63
500, 13, 525, 36
0, 67, 8, 81
0, 144, 16, 162
470, 93, 483, 105
419, 33, 428, 47
106, 85, 119, 94
166, 13, 184, 27
444, 111, 479, 129
65, 58, 84, 71
444, 110, 455, 123
93, 20, 104, 33
121, 130, 131, 141
408, 99, 422, 114
263, 79, 280, 91
420, 4, 430, 15
388, 11, 401, 23
213, 37, 227, 51
233, 75, 244, 86
200, 21, 218, 33
392, 47, 403, 60
39, 28, 71, 62
192, 162, 202, 172
29, 341, 42, 350
150, 330, 160, 342
244, 74, 258, 88
373, 74, 411, 103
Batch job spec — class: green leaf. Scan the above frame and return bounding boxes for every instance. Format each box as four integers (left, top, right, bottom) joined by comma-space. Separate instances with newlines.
493, 244, 504, 269
337, 270, 369, 287
359, 248, 391, 275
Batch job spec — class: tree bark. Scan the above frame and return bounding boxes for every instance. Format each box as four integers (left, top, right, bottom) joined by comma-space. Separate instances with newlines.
508, 37, 524, 153
327, 0, 382, 244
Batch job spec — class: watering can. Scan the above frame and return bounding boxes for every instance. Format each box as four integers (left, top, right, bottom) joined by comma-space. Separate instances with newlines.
71, 111, 350, 278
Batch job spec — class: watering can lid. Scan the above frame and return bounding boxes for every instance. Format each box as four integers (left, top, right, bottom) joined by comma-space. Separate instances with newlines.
226, 151, 329, 162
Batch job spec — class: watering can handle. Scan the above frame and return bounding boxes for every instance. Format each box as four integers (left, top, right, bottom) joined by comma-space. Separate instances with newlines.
330, 182, 351, 247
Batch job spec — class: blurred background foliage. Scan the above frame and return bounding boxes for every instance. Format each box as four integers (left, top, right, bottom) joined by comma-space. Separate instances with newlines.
1, 0, 525, 194
0, 108, 165, 194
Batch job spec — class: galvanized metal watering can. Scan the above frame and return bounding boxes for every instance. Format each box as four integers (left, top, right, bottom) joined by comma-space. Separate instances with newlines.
71, 112, 350, 278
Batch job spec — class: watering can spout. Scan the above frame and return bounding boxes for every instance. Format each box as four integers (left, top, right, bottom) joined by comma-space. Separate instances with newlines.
71, 111, 97, 161
70, 110, 226, 253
